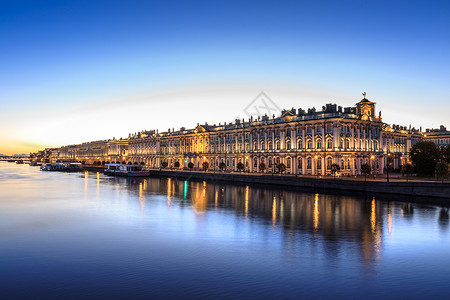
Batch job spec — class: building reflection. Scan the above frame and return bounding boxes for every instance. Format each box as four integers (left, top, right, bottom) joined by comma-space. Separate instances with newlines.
111, 177, 388, 264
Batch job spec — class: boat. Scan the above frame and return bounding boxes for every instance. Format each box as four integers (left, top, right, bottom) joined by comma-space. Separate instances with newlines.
40, 162, 82, 172
30, 162, 42, 166
16, 160, 24, 164
104, 164, 149, 177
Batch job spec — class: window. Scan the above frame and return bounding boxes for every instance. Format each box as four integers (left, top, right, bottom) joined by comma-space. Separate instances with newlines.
316, 140, 322, 149
286, 141, 291, 150
327, 157, 332, 169
298, 140, 303, 149
307, 157, 312, 169
307, 140, 312, 150
327, 124, 332, 133
317, 157, 322, 169
298, 158, 302, 169
287, 157, 291, 168
268, 157, 273, 168
276, 141, 280, 150
268, 141, 273, 150
327, 139, 333, 149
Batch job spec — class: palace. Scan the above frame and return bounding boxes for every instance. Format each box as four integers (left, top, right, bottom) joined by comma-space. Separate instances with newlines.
33, 94, 446, 176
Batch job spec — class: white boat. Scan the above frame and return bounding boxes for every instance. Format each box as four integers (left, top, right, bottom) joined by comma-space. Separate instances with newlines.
40, 162, 82, 172
104, 164, 149, 177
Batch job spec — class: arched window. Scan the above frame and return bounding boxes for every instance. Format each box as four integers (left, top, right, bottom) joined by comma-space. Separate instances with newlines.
317, 157, 322, 169
327, 157, 332, 169
253, 158, 257, 167
341, 159, 345, 169
307, 157, 312, 169
316, 140, 322, 149
275, 141, 280, 150
297, 139, 303, 150
327, 139, 333, 149
268, 141, 273, 150
268, 157, 273, 168
307, 140, 312, 150
276, 157, 280, 165
298, 158, 303, 169
286, 141, 291, 150
260, 142, 265, 151
287, 157, 291, 168
347, 159, 351, 169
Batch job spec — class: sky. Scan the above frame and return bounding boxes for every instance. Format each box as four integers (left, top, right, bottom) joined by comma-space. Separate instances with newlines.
1, 0, 449, 155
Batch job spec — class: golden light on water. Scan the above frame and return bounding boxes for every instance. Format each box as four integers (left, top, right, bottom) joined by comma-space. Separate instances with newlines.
96, 172, 100, 200
245, 186, 249, 218
139, 182, 145, 211
313, 193, 319, 231
167, 178, 172, 206
84, 171, 88, 199
215, 188, 218, 209
371, 198, 376, 233
272, 195, 277, 227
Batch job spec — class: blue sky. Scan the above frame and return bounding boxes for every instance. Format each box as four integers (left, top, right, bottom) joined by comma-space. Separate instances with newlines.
1, 0, 449, 154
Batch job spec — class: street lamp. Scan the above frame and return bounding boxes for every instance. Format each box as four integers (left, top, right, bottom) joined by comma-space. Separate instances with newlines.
314, 155, 318, 178
371, 155, 375, 176
386, 153, 392, 183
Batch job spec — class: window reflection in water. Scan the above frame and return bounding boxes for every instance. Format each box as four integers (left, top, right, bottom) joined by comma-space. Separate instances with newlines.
103, 176, 447, 266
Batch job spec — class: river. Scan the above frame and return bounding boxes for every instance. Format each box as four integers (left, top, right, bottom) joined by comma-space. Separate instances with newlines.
0, 162, 449, 299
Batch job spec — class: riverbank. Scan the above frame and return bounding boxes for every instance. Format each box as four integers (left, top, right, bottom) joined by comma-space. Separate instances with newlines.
148, 170, 450, 201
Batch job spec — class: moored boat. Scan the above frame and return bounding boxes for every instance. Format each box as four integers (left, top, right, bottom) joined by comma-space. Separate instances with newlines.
40, 162, 82, 172
104, 164, 149, 177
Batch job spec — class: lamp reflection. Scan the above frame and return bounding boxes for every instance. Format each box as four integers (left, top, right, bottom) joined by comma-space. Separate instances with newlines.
96, 172, 100, 200
313, 193, 319, 231
272, 195, 277, 227
167, 178, 171, 206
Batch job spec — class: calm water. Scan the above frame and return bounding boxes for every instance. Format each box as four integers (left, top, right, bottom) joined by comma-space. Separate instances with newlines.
0, 162, 449, 299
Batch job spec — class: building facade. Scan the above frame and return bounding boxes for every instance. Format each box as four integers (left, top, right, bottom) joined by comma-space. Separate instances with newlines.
32, 95, 443, 175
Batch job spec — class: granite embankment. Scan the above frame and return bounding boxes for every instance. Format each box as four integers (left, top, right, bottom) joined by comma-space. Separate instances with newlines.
148, 170, 450, 200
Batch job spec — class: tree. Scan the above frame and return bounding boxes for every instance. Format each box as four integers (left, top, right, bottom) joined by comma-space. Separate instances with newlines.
202, 161, 209, 171
436, 160, 449, 182
401, 163, 414, 182
277, 163, 286, 174
259, 162, 266, 173
122, 161, 126, 164
219, 162, 226, 171
161, 161, 168, 168
361, 163, 372, 181
440, 145, 450, 163
174, 161, 180, 168
330, 163, 340, 176
188, 162, 194, 169
410, 141, 440, 176
236, 162, 245, 172
140, 162, 145, 165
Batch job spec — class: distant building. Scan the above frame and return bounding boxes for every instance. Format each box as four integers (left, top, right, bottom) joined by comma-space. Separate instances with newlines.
423, 125, 450, 147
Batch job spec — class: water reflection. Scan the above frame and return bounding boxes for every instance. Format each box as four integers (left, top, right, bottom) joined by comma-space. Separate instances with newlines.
99, 177, 394, 263
439, 208, 449, 230
1, 163, 450, 299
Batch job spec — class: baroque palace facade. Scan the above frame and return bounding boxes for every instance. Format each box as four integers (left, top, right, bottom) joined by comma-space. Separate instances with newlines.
34, 95, 447, 176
